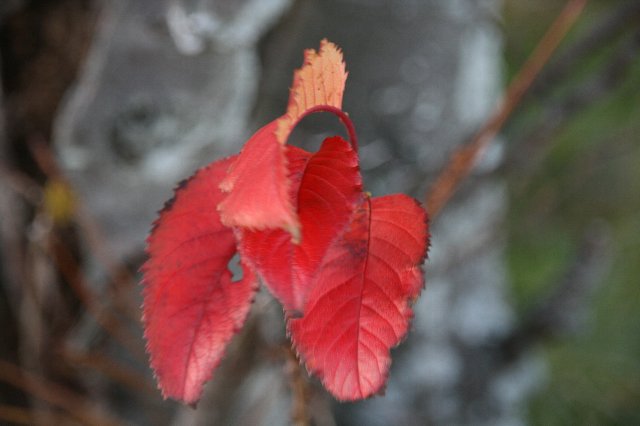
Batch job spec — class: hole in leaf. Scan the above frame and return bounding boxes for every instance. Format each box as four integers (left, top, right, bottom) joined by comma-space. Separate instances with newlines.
227, 253, 243, 282
288, 111, 350, 152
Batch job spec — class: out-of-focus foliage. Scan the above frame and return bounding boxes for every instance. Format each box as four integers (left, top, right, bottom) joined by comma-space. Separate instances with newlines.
504, 1, 640, 424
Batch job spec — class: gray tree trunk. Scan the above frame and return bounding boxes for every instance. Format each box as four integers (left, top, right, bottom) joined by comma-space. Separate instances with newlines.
54, 0, 292, 257
53, 0, 540, 424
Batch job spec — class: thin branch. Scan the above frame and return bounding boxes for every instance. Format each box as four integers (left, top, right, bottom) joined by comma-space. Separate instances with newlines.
29, 139, 141, 323
508, 27, 640, 182
0, 359, 124, 426
60, 346, 157, 397
528, 0, 640, 99
73, 201, 142, 320
425, 0, 587, 218
285, 345, 311, 426
0, 164, 42, 204
0, 404, 31, 425
48, 233, 147, 363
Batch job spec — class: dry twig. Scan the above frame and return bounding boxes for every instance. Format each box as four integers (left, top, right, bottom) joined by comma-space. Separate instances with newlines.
425, 0, 587, 218
0, 359, 124, 426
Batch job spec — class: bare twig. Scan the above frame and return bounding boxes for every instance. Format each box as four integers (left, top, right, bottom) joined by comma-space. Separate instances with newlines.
0, 164, 42, 204
48, 233, 147, 362
60, 346, 157, 396
425, 0, 587, 218
529, 0, 640, 99
0, 359, 124, 426
0, 404, 32, 425
73, 201, 142, 320
508, 27, 640, 181
29, 140, 141, 322
285, 345, 311, 426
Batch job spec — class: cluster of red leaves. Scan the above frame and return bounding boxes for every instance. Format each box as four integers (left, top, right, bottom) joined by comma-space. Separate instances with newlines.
141, 40, 429, 404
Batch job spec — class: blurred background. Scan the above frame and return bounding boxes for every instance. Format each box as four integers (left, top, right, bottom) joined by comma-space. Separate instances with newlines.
0, 0, 638, 425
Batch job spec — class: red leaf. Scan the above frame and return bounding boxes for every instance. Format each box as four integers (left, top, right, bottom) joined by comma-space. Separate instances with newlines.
289, 194, 428, 401
239, 136, 362, 313
218, 40, 349, 239
142, 39, 431, 406
217, 121, 300, 237
142, 156, 257, 405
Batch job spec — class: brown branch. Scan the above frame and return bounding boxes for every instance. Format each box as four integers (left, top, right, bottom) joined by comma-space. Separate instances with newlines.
0, 359, 124, 426
60, 346, 157, 397
73, 200, 142, 321
285, 345, 311, 426
48, 233, 147, 362
508, 27, 640, 181
0, 164, 42, 204
29, 139, 141, 323
0, 404, 31, 425
529, 0, 640, 99
425, 0, 587, 218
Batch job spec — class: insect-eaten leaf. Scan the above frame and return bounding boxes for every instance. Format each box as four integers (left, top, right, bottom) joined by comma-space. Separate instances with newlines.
142, 157, 257, 404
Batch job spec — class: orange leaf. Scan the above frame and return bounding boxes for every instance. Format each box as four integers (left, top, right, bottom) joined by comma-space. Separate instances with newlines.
275, 39, 348, 144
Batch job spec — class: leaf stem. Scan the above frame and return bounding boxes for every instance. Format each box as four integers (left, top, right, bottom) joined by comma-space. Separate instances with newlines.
302, 105, 359, 152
